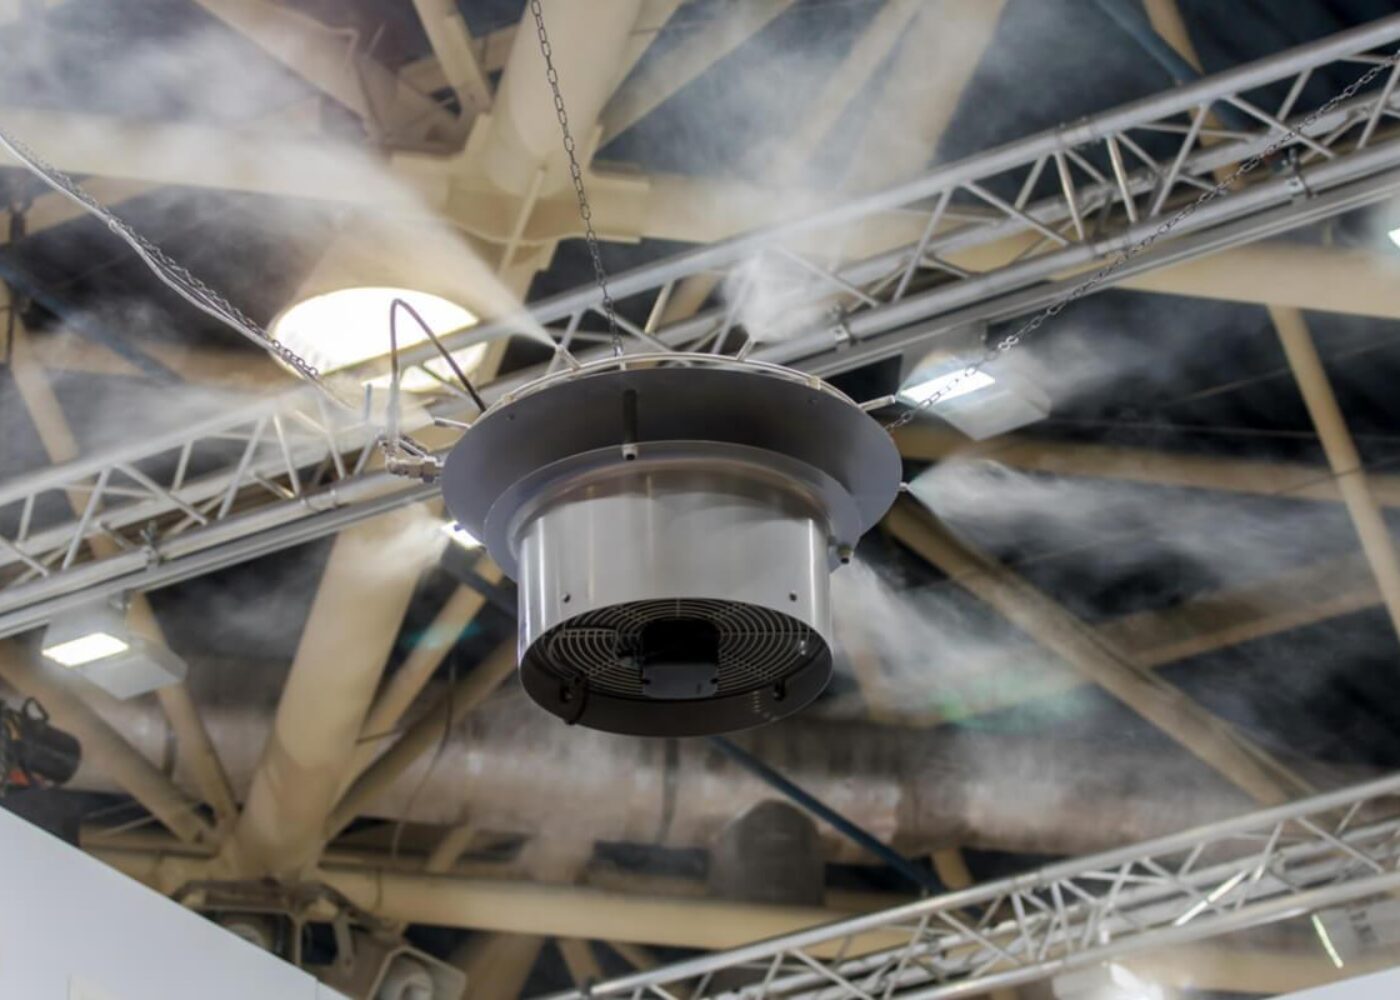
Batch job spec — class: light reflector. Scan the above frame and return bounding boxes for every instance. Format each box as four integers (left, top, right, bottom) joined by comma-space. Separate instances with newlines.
897, 367, 996, 406
41, 631, 130, 667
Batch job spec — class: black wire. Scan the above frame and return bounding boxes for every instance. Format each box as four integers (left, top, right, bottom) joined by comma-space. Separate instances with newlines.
388, 297, 488, 413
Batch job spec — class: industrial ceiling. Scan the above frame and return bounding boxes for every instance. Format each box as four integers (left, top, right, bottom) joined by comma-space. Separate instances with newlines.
4, 1, 1400, 997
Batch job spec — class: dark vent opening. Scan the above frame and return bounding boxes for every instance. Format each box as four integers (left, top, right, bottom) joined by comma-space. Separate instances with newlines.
639, 618, 721, 700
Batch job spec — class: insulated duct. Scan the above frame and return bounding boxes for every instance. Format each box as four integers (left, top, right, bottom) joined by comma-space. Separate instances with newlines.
64, 688, 1256, 859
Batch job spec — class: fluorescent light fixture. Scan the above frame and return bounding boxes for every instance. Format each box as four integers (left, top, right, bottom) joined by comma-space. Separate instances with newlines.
1313, 913, 1345, 969
40, 602, 187, 699
42, 631, 130, 668
271, 287, 485, 392
442, 522, 481, 550
1389, 225, 1400, 250
897, 367, 996, 406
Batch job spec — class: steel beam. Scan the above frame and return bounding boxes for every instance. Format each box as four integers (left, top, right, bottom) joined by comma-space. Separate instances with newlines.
1272, 305, 1400, 644
216, 508, 434, 879
886, 499, 1311, 805
340, 567, 503, 791
190, 0, 462, 146
598, 0, 795, 147
324, 639, 516, 841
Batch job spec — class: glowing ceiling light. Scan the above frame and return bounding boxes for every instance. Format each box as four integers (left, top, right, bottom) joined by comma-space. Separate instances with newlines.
41, 631, 130, 668
1388, 225, 1400, 250
897, 367, 997, 406
442, 521, 481, 550
271, 287, 485, 392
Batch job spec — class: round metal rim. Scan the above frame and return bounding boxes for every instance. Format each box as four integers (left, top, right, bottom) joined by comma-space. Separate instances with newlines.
441, 362, 903, 576
495, 352, 863, 410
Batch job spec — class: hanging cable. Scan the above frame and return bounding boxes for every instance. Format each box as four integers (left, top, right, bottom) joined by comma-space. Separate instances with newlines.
529, 0, 624, 357
0, 122, 336, 397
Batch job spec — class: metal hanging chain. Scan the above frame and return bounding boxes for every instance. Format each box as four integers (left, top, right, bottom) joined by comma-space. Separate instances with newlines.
884, 45, 1400, 433
0, 125, 329, 392
529, 0, 624, 357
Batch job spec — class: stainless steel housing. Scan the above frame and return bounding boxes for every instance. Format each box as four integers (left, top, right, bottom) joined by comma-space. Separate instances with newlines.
440, 356, 902, 735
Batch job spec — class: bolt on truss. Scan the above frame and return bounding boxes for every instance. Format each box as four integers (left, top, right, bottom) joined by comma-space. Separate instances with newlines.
3, 15, 1400, 633
538, 772, 1400, 1000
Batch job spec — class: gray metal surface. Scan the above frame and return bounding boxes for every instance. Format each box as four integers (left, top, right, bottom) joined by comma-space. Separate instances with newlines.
3, 17, 1400, 634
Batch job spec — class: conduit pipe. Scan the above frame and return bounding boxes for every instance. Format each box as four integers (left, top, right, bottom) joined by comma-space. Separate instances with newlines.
70, 689, 1254, 860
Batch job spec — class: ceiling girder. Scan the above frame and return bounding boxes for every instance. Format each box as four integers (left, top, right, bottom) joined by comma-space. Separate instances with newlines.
3, 18, 1400, 638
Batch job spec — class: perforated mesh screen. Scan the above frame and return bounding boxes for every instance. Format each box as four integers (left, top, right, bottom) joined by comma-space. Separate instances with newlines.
527, 598, 820, 698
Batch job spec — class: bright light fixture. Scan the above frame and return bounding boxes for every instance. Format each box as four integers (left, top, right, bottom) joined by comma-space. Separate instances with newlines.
271, 287, 485, 392
42, 631, 130, 668
1388, 225, 1400, 249
442, 522, 481, 550
898, 367, 996, 406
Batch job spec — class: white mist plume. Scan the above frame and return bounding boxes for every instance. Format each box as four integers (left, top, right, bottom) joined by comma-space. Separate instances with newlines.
830, 558, 1072, 724
910, 457, 1358, 593
722, 251, 839, 345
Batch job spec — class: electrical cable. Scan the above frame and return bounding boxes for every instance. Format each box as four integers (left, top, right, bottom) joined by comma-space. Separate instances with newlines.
388, 297, 488, 413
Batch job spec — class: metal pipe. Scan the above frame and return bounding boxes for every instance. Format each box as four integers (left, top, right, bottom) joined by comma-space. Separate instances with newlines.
708, 736, 942, 895
63, 687, 1257, 861
538, 771, 1400, 998
389, 11, 1400, 370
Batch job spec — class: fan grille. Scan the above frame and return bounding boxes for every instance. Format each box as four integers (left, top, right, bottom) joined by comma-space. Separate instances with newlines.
528, 598, 820, 698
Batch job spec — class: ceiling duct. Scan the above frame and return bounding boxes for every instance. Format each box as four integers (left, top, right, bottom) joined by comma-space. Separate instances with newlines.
708, 800, 824, 907
440, 356, 901, 736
